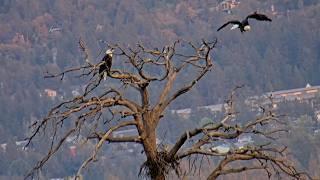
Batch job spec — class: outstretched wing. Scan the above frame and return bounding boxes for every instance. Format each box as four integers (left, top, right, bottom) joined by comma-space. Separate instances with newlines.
217, 20, 241, 31
246, 12, 272, 21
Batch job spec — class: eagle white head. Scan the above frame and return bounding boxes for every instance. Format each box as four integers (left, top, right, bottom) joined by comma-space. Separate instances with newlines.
105, 49, 114, 57
244, 25, 251, 31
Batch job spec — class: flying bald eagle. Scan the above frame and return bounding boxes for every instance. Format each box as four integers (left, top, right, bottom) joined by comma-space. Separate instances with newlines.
99, 48, 114, 80
217, 12, 272, 33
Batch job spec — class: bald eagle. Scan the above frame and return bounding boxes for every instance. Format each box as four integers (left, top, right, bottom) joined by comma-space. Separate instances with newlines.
217, 12, 272, 33
99, 49, 114, 80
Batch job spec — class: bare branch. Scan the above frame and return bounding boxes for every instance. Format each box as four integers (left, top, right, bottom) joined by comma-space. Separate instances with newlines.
77, 120, 137, 176
166, 123, 223, 161
213, 165, 268, 177
26, 128, 76, 178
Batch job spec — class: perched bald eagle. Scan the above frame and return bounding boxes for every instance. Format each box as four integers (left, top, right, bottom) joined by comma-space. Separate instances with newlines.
217, 12, 272, 33
99, 48, 114, 80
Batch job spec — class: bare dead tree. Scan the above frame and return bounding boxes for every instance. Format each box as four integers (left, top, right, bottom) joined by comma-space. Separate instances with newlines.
26, 38, 311, 180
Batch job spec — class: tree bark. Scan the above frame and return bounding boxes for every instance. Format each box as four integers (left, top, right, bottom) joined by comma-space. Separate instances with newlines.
154, 173, 165, 180
141, 111, 165, 180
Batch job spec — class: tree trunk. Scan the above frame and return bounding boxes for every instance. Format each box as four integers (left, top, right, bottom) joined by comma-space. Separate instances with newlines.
141, 111, 165, 180
153, 173, 165, 180
207, 173, 218, 180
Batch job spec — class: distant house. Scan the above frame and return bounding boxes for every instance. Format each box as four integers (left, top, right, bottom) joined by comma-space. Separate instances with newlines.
218, 0, 240, 13
210, 144, 231, 154
199, 104, 224, 112
235, 135, 253, 149
0, 143, 7, 152
171, 108, 192, 119
171, 103, 225, 119
111, 128, 143, 153
315, 110, 320, 122
11, 33, 30, 46
171, 84, 320, 120
0, 140, 29, 152
15, 140, 29, 151
71, 90, 80, 97
69, 145, 77, 157
66, 135, 84, 144
95, 24, 103, 32
264, 84, 320, 104
42, 88, 57, 100
48, 26, 62, 33
112, 128, 138, 137
270, 4, 278, 16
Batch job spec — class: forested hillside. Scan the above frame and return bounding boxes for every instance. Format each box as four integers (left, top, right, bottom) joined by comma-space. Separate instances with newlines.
0, 0, 319, 179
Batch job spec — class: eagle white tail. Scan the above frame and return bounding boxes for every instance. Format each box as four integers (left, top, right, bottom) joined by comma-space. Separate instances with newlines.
230, 24, 239, 30
103, 72, 107, 80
